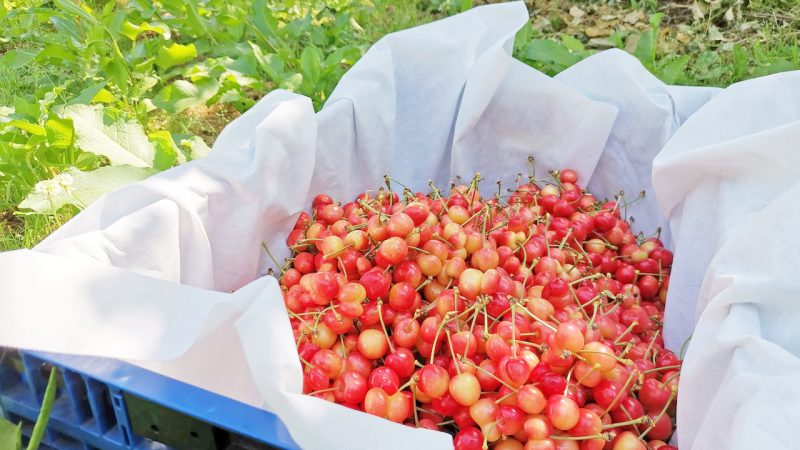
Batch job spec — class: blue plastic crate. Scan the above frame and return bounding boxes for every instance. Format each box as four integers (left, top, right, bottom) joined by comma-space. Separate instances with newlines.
0, 350, 299, 450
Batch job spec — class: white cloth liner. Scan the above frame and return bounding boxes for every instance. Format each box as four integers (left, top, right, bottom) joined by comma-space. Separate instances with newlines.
1, 2, 798, 449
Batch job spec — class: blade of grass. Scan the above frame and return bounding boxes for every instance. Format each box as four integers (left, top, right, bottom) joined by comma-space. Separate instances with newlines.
26, 368, 58, 450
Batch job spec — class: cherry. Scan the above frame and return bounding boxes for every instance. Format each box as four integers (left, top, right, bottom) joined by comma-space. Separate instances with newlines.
453, 426, 483, 450
449, 372, 481, 406
417, 364, 450, 399
333, 371, 368, 404
546, 395, 580, 430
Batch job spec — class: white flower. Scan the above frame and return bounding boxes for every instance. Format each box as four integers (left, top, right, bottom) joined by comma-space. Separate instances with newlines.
54, 172, 74, 188
33, 179, 64, 197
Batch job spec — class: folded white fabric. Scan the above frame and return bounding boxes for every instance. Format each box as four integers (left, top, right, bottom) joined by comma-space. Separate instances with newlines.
0, 2, 798, 449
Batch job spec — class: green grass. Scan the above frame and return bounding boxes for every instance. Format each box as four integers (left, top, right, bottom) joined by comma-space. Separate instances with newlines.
0, 0, 798, 249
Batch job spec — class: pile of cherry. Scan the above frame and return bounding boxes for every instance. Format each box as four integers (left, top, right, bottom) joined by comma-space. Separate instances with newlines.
278, 169, 680, 450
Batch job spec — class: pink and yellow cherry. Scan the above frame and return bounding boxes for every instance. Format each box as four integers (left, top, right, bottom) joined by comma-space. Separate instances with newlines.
546, 395, 580, 430
417, 364, 450, 399
612, 431, 646, 450
357, 328, 389, 360
448, 372, 481, 406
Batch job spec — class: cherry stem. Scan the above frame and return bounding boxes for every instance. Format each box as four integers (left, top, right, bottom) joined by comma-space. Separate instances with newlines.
516, 302, 558, 332
643, 364, 681, 374
495, 390, 516, 404
604, 368, 637, 415
511, 302, 518, 357
551, 433, 612, 441
412, 387, 420, 427
323, 243, 354, 260
468, 360, 519, 393
576, 363, 601, 386
416, 276, 434, 292
639, 386, 677, 439
563, 365, 575, 395
309, 387, 337, 395
376, 300, 396, 353
261, 242, 286, 277
642, 329, 660, 360
603, 416, 647, 429
613, 321, 639, 345
446, 330, 461, 375
398, 375, 418, 392
429, 311, 456, 365
409, 246, 430, 254
569, 273, 603, 285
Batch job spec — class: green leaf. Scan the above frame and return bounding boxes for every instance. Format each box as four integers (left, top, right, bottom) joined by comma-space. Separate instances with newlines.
102, 54, 131, 86
657, 56, 689, 84
633, 29, 656, 70
179, 135, 212, 159
0, 48, 41, 70
752, 60, 797, 78
27, 368, 58, 450
279, 73, 303, 91
250, 43, 286, 81
4, 120, 46, 136
120, 21, 170, 41
561, 35, 584, 52
732, 44, 748, 80
253, 0, 283, 42
52, 0, 99, 25
20, 166, 158, 213
300, 46, 322, 84
0, 419, 21, 450
68, 82, 108, 105
156, 42, 197, 70
149, 130, 186, 169
35, 44, 77, 63
523, 39, 583, 68
152, 79, 220, 114
60, 104, 156, 167
45, 117, 74, 149
460, 0, 473, 12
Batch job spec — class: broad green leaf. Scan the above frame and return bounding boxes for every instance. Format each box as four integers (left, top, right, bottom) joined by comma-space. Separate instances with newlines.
12, 98, 40, 120
514, 24, 533, 55
633, 29, 656, 70
68, 82, 108, 105
156, 42, 197, 70
52, 0, 99, 25
253, 0, 283, 43
60, 104, 156, 167
752, 60, 797, 78
0, 48, 41, 70
279, 73, 303, 91
732, 44, 748, 80
20, 166, 158, 213
27, 368, 58, 450
657, 56, 689, 84
92, 89, 114, 104
4, 120, 45, 136
561, 35, 584, 52
460, 0, 473, 12
102, 54, 131, 86
152, 79, 220, 114
250, 43, 285, 81
0, 419, 21, 450
120, 21, 170, 41
45, 117, 74, 148
35, 44, 77, 63
300, 46, 322, 84
179, 135, 212, 159
523, 40, 583, 68
149, 130, 186, 169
